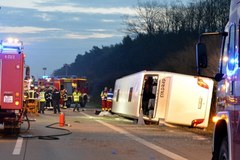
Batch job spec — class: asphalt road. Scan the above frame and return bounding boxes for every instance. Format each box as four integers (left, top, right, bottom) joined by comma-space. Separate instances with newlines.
0, 107, 212, 160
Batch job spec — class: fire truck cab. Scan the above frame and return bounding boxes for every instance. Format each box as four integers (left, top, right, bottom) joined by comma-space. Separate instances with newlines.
196, 0, 240, 159
0, 38, 25, 133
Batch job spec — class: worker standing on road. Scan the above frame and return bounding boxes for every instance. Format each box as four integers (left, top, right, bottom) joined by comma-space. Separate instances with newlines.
26, 85, 39, 113
52, 87, 61, 114
38, 87, 46, 114
60, 88, 67, 109
63, 89, 68, 109
28, 84, 38, 99
45, 87, 53, 109
107, 88, 113, 112
100, 87, 108, 111
80, 92, 88, 111
72, 89, 81, 112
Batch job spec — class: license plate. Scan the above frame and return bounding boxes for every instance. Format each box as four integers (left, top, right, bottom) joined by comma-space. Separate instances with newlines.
4, 95, 13, 103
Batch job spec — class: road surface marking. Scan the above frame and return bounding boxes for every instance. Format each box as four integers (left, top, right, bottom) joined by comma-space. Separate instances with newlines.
81, 112, 188, 160
192, 135, 207, 140
13, 137, 23, 155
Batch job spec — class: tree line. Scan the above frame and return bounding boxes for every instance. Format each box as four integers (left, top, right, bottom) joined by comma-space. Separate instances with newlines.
124, 0, 230, 35
52, 0, 230, 103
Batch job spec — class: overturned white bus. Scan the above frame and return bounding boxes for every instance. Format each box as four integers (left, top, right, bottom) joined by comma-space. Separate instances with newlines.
112, 71, 214, 128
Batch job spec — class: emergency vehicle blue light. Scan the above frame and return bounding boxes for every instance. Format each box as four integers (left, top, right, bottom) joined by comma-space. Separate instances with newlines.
0, 38, 23, 54
229, 58, 235, 64
227, 57, 238, 76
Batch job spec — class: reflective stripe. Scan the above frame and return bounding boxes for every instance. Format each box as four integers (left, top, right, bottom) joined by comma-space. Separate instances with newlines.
107, 92, 113, 101
28, 90, 35, 99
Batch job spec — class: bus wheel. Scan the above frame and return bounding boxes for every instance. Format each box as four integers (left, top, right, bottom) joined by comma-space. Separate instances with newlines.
219, 136, 228, 160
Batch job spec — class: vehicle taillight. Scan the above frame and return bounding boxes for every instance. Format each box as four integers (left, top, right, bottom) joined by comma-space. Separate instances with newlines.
15, 92, 21, 106
15, 92, 20, 97
15, 101, 20, 106
191, 119, 204, 127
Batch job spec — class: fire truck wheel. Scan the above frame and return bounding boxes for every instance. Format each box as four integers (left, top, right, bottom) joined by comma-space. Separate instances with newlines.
219, 136, 228, 160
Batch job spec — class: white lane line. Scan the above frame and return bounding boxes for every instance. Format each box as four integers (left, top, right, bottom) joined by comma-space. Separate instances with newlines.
12, 137, 23, 155
81, 112, 188, 160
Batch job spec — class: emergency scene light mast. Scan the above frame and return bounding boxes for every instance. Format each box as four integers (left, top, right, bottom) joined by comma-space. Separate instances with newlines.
0, 38, 25, 133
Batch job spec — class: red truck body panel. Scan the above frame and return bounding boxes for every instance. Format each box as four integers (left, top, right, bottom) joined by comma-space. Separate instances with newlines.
0, 53, 24, 110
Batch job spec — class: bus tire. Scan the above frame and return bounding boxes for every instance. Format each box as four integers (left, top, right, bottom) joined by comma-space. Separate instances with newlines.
219, 136, 228, 160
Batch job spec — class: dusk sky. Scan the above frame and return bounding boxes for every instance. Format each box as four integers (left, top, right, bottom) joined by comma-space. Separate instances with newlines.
0, 0, 189, 78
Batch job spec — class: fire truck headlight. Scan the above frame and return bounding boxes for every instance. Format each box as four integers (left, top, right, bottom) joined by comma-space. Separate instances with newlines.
14, 110, 20, 114
212, 116, 221, 123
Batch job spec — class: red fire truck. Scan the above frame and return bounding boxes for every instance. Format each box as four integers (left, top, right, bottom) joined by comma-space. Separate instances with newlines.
196, 0, 240, 159
38, 76, 89, 108
54, 77, 88, 107
0, 38, 25, 133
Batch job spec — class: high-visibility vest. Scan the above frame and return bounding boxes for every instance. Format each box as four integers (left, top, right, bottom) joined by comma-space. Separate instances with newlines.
100, 91, 108, 100
73, 92, 81, 102
39, 91, 46, 102
28, 90, 35, 99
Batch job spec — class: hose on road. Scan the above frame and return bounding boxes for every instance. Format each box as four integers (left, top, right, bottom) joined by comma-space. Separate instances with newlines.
19, 122, 72, 140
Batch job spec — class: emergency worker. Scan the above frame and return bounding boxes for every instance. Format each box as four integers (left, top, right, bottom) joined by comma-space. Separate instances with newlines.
100, 87, 108, 111
38, 87, 46, 114
107, 88, 113, 111
60, 88, 65, 108
26, 85, 39, 113
72, 89, 81, 112
28, 85, 38, 99
45, 87, 53, 109
80, 92, 88, 110
62, 89, 68, 109
35, 86, 40, 99
52, 87, 61, 114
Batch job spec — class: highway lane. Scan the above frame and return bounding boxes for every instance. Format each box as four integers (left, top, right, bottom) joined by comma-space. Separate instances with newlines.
0, 108, 212, 160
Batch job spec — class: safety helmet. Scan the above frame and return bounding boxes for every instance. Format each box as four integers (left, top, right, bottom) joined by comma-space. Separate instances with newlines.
30, 84, 34, 89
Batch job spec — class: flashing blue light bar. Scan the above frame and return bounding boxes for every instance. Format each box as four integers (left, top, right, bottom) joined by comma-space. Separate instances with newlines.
0, 38, 23, 54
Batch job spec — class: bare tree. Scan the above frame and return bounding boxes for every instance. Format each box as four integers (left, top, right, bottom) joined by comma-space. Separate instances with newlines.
123, 1, 166, 36
123, 0, 230, 36
185, 2, 197, 32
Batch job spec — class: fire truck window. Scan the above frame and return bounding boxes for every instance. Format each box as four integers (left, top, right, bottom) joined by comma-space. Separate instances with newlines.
227, 24, 236, 71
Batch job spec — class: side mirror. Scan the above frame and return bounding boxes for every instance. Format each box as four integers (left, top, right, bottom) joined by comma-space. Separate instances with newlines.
196, 43, 208, 68
25, 66, 30, 80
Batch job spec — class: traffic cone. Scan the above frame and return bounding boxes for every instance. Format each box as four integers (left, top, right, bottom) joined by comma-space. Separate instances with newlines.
59, 112, 65, 127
